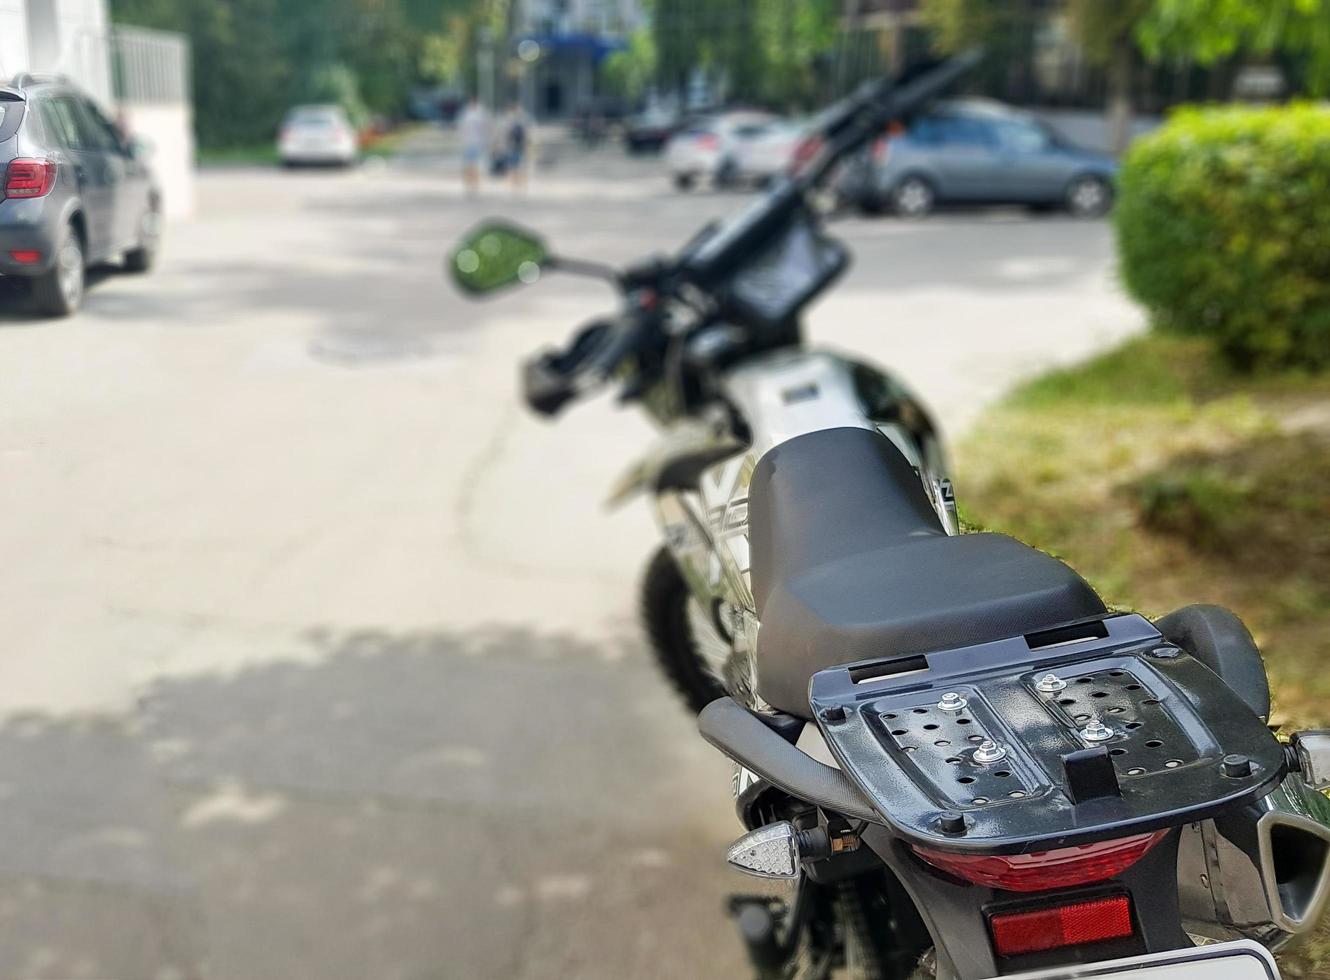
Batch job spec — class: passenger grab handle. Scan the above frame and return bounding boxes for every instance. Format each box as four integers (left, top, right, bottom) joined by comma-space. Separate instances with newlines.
698, 696, 879, 824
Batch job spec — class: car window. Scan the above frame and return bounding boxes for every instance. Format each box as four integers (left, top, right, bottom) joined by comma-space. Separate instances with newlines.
77, 99, 128, 154
992, 119, 1051, 153
912, 115, 993, 148
734, 124, 769, 139
39, 97, 86, 150
287, 107, 345, 129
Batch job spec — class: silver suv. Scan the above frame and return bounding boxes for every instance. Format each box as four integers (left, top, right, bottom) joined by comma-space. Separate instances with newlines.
837, 98, 1118, 218
0, 75, 160, 316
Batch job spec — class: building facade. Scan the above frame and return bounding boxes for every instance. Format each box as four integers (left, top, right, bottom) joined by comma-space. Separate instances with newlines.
512, 0, 645, 118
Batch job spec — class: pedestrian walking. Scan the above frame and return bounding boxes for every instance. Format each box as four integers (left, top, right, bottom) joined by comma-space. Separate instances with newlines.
504, 106, 530, 192
459, 97, 490, 196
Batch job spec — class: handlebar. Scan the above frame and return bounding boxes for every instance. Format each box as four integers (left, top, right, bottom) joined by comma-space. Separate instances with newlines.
520, 49, 983, 417
679, 48, 982, 288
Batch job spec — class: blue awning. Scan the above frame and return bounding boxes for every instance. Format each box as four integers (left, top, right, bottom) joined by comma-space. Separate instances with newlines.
514, 33, 628, 64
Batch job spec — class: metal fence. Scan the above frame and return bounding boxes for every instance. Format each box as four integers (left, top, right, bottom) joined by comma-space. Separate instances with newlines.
110, 25, 190, 105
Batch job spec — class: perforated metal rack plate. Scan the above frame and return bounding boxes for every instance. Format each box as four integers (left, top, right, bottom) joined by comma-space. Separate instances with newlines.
808, 614, 1285, 854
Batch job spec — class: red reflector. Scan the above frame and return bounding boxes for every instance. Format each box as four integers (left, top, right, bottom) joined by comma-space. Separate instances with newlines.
913, 831, 1166, 892
990, 895, 1133, 957
3, 158, 57, 200
8, 250, 41, 264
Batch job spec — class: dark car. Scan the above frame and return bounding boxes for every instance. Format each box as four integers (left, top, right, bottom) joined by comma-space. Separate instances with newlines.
623, 106, 681, 154
837, 98, 1118, 218
0, 75, 160, 316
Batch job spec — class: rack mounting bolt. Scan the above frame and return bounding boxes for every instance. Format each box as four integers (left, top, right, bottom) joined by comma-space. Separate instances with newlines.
1036, 673, 1067, 694
938, 692, 968, 711
1081, 718, 1115, 743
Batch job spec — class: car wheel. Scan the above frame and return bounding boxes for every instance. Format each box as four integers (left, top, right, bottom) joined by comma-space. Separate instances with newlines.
714, 159, 739, 189
123, 202, 161, 274
1065, 174, 1113, 217
891, 175, 935, 218
673, 173, 695, 191
31, 224, 85, 317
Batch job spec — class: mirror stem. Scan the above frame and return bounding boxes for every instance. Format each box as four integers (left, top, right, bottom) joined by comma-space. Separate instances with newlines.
547, 254, 622, 285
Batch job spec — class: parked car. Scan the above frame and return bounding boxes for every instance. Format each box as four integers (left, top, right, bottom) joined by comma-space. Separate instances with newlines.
278, 104, 359, 167
0, 75, 161, 317
664, 111, 778, 190
836, 98, 1118, 217
623, 106, 679, 154
729, 118, 807, 185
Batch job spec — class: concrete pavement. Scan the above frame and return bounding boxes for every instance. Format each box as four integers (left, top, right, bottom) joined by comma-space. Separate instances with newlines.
0, 132, 1142, 979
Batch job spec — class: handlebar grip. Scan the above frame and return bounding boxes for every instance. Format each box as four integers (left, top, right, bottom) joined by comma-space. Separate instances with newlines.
522, 354, 578, 417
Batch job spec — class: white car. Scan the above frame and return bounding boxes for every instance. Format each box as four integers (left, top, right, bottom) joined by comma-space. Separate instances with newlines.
730, 119, 808, 185
665, 111, 777, 190
278, 104, 359, 167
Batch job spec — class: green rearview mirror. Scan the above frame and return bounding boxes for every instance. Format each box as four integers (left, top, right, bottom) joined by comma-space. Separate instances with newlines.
450, 222, 549, 296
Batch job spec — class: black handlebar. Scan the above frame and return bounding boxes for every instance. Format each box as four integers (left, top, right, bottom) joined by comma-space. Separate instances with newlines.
521, 49, 983, 416
679, 48, 982, 288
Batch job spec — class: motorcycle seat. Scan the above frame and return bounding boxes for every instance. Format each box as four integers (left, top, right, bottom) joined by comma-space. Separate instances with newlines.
748, 427, 1106, 719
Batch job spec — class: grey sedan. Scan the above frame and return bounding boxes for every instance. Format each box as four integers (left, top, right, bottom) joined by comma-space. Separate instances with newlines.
838, 99, 1118, 218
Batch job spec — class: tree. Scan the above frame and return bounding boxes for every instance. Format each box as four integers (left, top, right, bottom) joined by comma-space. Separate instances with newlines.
918, 0, 1039, 102
1068, 0, 1152, 155
603, 30, 658, 102
1138, 0, 1330, 96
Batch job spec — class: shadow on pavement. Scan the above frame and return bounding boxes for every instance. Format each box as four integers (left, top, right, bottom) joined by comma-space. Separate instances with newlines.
0, 622, 747, 980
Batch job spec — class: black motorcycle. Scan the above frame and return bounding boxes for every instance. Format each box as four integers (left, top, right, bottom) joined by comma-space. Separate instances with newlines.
450, 52, 1330, 980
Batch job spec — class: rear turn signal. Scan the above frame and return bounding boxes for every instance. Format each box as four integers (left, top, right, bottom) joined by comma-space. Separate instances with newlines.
3, 158, 57, 199
912, 830, 1167, 892
990, 895, 1133, 957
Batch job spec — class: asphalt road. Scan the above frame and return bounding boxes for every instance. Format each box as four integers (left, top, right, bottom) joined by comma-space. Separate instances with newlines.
0, 130, 1142, 980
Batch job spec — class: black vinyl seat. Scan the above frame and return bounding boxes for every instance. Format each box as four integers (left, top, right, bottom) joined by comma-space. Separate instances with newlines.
748, 427, 1106, 718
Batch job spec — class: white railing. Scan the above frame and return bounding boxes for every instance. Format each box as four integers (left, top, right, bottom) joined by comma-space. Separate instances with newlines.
110, 25, 189, 105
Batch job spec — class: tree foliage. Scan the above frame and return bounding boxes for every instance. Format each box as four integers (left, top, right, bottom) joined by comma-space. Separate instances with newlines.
111, 0, 488, 147
649, 0, 841, 108
1138, 0, 1330, 95
918, 0, 1037, 99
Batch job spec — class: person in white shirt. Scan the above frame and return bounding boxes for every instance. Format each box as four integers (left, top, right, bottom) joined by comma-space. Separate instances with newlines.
458, 97, 490, 196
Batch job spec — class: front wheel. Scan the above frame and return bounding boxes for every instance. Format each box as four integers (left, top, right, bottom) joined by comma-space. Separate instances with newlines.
640, 547, 726, 713
891, 176, 934, 218
673, 172, 696, 191
1065, 174, 1113, 217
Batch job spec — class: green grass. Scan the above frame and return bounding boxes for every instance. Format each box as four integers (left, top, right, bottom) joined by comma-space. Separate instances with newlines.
196, 143, 281, 167
959, 332, 1330, 973
962, 333, 1330, 723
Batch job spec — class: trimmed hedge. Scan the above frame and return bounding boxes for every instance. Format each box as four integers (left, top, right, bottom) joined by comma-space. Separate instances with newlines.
1115, 104, 1330, 371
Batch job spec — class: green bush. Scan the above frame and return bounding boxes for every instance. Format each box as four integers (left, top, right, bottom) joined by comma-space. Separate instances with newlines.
1115, 104, 1330, 371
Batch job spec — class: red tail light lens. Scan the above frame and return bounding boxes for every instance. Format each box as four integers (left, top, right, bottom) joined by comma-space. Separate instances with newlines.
697, 133, 719, 150
872, 136, 892, 163
912, 830, 1167, 893
990, 895, 1134, 957
790, 135, 823, 175
3, 158, 57, 199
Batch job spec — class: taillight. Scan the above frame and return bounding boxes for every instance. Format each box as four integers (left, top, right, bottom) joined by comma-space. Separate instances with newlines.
990, 895, 1134, 957
872, 136, 891, 163
3, 158, 57, 200
912, 830, 1167, 893
790, 135, 822, 175
697, 133, 719, 150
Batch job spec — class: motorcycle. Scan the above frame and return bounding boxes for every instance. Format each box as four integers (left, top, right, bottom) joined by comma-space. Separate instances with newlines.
448, 52, 1330, 980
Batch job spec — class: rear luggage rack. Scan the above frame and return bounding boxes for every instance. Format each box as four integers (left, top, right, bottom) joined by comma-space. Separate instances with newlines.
809, 613, 1285, 854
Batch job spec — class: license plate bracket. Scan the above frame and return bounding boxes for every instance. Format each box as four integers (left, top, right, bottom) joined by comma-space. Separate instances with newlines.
1000, 940, 1279, 980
